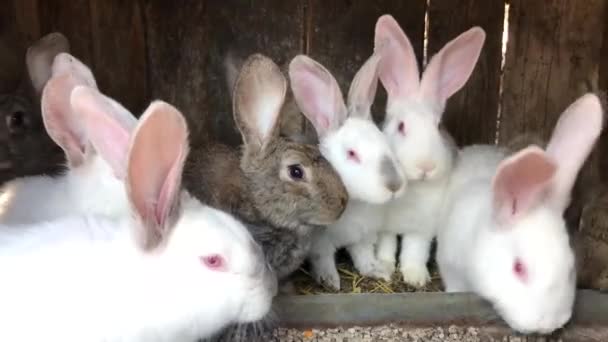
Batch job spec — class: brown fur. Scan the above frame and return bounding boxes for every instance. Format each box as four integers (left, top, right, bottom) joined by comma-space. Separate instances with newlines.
185, 54, 348, 284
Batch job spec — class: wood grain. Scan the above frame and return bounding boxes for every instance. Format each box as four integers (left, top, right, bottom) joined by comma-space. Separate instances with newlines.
500, 0, 606, 144
204, 0, 306, 146
89, 0, 147, 114
306, 0, 427, 124
427, 0, 504, 146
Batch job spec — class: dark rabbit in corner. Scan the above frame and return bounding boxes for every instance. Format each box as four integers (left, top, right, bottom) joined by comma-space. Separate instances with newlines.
187, 54, 348, 342
0, 32, 70, 182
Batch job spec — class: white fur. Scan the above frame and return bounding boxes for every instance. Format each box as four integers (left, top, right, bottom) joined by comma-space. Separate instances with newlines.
289, 53, 405, 289
0, 99, 278, 341
0, 155, 125, 224
437, 92, 603, 334
0, 55, 134, 225
0, 196, 276, 342
372, 16, 485, 286
437, 145, 575, 334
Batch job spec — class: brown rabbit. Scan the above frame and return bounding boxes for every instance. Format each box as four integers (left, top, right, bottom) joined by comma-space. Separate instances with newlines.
185, 54, 348, 282
0, 32, 70, 182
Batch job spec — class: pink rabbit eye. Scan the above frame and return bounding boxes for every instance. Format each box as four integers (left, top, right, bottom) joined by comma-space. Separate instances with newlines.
397, 121, 406, 135
347, 149, 360, 163
201, 254, 225, 271
513, 258, 527, 282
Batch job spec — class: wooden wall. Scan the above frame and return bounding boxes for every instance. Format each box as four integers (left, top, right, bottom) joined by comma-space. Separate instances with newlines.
2, 0, 608, 185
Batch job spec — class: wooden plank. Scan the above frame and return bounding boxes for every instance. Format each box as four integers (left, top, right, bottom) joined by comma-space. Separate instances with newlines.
598, 4, 608, 183
146, 1, 305, 147
204, 0, 306, 145
143, 0, 210, 146
37, 0, 94, 67
306, 0, 427, 124
0, 0, 23, 92
89, 0, 147, 114
427, 0, 504, 146
500, 0, 607, 145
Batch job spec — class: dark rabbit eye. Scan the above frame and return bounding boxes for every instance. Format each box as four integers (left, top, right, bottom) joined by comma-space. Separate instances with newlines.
397, 121, 406, 135
6, 111, 26, 132
287, 164, 305, 180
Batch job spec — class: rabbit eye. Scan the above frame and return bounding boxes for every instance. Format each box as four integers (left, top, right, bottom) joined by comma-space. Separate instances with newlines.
6, 111, 26, 133
287, 164, 305, 180
397, 121, 406, 135
201, 254, 226, 271
513, 258, 528, 282
347, 149, 360, 163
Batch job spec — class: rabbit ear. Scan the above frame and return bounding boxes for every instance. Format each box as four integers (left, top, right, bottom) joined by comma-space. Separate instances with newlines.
289, 55, 347, 139
347, 53, 381, 120
233, 54, 286, 151
545, 93, 604, 211
127, 101, 189, 251
492, 146, 557, 225
374, 15, 420, 105
70, 86, 137, 179
41, 74, 90, 167
420, 27, 485, 118
51, 53, 98, 89
26, 32, 70, 95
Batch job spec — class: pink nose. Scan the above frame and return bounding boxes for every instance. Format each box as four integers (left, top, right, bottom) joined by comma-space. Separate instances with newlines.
417, 160, 436, 174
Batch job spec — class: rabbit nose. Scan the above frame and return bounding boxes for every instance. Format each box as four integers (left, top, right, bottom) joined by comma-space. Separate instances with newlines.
417, 160, 436, 174
381, 156, 403, 193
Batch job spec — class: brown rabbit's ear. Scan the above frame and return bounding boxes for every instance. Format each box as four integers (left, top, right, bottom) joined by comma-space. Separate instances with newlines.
127, 101, 189, 251
233, 53, 286, 152
26, 32, 70, 95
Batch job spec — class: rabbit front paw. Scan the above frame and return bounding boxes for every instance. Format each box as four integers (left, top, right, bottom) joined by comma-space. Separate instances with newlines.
311, 261, 341, 290
400, 262, 430, 288
358, 259, 394, 281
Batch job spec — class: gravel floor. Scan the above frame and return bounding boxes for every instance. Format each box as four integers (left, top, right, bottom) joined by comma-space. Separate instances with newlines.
272, 325, 559, 342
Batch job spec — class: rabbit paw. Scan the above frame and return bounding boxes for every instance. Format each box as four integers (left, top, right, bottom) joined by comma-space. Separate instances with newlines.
312, 265, 341, 290
400, 263, 430, 288
358, 259, 394, 281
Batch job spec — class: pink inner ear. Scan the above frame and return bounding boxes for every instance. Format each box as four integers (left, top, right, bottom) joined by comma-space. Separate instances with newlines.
347, 53, 381, 119
41, 74, 88, 167
420, 27, 485, 114
71, 86, 135, 179
492, 147, 557, 225
374, 15, 420, 101
155, 148, 184, 226
289, 56, 346, 138
127, 101, 188, 247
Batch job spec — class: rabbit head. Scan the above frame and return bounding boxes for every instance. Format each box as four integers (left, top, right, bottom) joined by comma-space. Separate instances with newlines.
126, 100, 277, 329
233, 54, 348, 228
0, 32, 70, 178
375, 15, 485, 182
289, 53, 405, 204
473, 94, 603, 334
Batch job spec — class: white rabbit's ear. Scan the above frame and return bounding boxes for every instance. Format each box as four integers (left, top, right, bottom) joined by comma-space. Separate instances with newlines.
70, 86, 137, 179
233, 54, 286, 151
374, 15, 420, 105
127, 101, 189, 251
492, 146, 557, 225
545, 93, 604, 211
420, 27, 485, 119
347, 52, 381, 120
41, 74, 90, 167
52, 53, 98, 89
26, 32, 70, 95
289, 55, 347, 139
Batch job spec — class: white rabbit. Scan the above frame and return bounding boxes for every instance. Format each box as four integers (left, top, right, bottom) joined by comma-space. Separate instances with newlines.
371, 15, 485, 286
437, 93, 603, 334
0, 100, 277, 342
289, 52, 405, 289
0, 54, 137, 224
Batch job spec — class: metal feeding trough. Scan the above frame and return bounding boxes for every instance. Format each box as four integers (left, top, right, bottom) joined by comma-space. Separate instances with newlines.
275, 290, 608, 341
